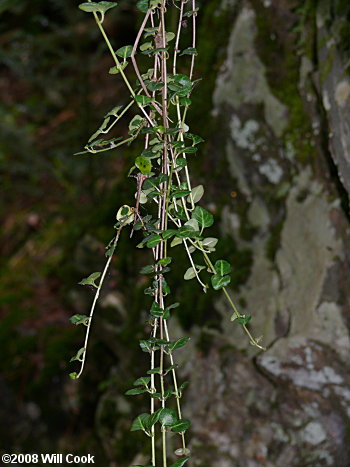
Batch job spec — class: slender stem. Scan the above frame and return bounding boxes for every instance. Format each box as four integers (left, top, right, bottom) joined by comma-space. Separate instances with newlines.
92, 12, 157, 128
75, 222, 126, 378
173, 0, 185, 75
163, 320, 187, 451
150, 318, 158, 466
202, 250, 265, 350
189, 0, 197, 80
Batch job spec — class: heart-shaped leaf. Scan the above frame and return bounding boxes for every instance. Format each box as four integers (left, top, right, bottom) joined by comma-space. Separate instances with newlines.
135, 156, 152, 175
133, 376, 151, 387
189, 185, 204, 203
69, 314, 90, 326
70, 347, 85, 363
78, 272, 101, 288
211, 274, 231, 290
79, 1, 117, 21
214, 260, 231, 276
192, 206, 214, 228
170, 457, 190, 467
169, 337, 190, 351
146, 234, 162, 248
130, 413, 151, 432
116, 45, 133, 59
171, 419, 191, 433
158, 408, 178, 426
136, 0, 149, 13
125, 387, 148, 396
150, 301, 164, 317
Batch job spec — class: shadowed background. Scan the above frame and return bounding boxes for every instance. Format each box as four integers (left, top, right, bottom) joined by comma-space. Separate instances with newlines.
1, 0, 350, 466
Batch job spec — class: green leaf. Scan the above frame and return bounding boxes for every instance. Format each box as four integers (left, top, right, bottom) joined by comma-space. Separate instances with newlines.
116, 204, 134, 224
150, 390, 172, 399
170, 237, 183, 247
109, 62, 128, 74
116, 45, 133, 59
214, 260, 231, 276
171, 419, 191, 433
169, 337, 190, 351
180, 47, 198, 56
202, 237, 218, 249
184, 218, 199, 231
189, 185, 204, 203
69, 314, 90, 326
135, 95, 153, 106
211, 274, 231, 290
147, 367, 161, 374
140, 264, 155, 274
149, 0, 161, 8
183, 7, 199, 17
150, 301, 164, 317
178, 381, 189, 394
143, 286, 155, 296
184, 267, 196, 280
146, 80, 164, 92
125, 387, 148, 396
79, 1, 118, 14
70, 347, 85, 363
164, 302, 180, 319
166, 32, 175, 42
133, 376, 151, 387
69, 372, 78, 380
179, 97, 191, 106
175, 157, 187, 169
129, 115, 144, 132
143, 174, 168, 189
143, 27, 158, 37
158, 408, 178, 426
177, 146, 198, 154
136, 0, 149, 13
192, 206, 214, 228
78, 272, 101, 288
105, 244, 115, 257
140, 42, 153, 52
149, 47, 169, 55
171, 189, 191, 198
170, 457, 190, 467
146, 234, 162, 248
149, 409, 161, 428
171, 206, 187, 221
188, 134, 204, 145
162, 229, 177, 240
88, 116, 110, 143
135, 156, 152, 175
157, 257, 172, 266
139, 340, 152, 352
105, 105, 123, 117
164, 364, 178, 374
236, 315, 252, 325
148, 338, 171, 346
166, 302, 180, 311
130, 413, 151, 432
176, 225, 200, 238
173, 74, 192, 87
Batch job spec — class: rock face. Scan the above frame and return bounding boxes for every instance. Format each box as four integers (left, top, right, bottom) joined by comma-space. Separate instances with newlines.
181, 1, 350, 465
316, 0, 350, 200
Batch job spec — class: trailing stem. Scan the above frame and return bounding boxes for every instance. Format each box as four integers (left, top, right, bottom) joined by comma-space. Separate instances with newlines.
70, 1, 265, 465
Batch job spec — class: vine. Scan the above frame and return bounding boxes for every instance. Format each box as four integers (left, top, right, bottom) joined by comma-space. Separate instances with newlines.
69, 1, 265, 466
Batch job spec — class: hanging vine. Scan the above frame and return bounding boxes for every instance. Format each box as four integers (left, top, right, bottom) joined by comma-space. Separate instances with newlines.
69, 1, 265, 465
